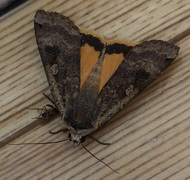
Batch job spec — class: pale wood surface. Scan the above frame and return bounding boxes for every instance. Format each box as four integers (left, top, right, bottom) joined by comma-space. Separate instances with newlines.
1, 0, 190, 180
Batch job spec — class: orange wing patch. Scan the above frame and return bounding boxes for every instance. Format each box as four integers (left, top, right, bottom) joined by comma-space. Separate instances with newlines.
79, 29, 136, 92
99, 53, 124, 92
80, 44, 100, 88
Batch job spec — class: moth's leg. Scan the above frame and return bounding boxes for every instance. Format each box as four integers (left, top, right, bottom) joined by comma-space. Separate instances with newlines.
28, 107, 44, 116
88, 135, 111, 145
36, 93, 59, 120
42, 93, 57, 107
46, 104, 56, 109
29, 103, 59, 122
38, 104, 58, 120
49, 128, 68, 134
39, 105, 50, 118
29, 106, 50, 120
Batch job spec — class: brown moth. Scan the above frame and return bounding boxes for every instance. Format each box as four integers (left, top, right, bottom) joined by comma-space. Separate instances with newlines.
34, 10, 179, 146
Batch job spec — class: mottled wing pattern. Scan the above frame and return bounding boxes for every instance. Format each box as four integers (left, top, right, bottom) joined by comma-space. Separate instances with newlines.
96, 40, 179, 125
34, 10, 180, 137
34, 10, 81, 116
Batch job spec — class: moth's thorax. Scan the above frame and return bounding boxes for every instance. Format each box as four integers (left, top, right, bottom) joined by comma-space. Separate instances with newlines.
64, 90, 100, 131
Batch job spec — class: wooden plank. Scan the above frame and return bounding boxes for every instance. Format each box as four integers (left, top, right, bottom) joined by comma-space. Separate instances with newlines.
0, 0, 190, 179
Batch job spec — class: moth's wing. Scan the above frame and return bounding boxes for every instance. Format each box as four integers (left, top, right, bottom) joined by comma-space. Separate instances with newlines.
34, 10, 81, 116
96, 40, 179, 125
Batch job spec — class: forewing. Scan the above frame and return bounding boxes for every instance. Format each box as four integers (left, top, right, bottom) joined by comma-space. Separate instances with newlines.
34, 10, 81, 116
96, 40, 179, 125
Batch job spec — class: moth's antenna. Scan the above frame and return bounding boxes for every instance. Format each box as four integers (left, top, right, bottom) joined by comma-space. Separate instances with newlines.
9, 139, 68, 145
88, 135, 111, 145
81, 143, 119, 174
49, 128, 68, 134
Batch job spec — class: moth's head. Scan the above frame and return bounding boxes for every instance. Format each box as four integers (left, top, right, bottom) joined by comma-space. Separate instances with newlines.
68, 133, 85, 147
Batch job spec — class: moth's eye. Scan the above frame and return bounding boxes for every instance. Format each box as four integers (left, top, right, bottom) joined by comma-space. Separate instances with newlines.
81, 136, 86, 143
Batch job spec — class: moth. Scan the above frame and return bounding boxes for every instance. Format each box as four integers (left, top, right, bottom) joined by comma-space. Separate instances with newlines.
34, 10, 179, 146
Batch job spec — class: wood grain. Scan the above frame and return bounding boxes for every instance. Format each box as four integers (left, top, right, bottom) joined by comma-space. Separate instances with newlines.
0, 0, 190, 179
